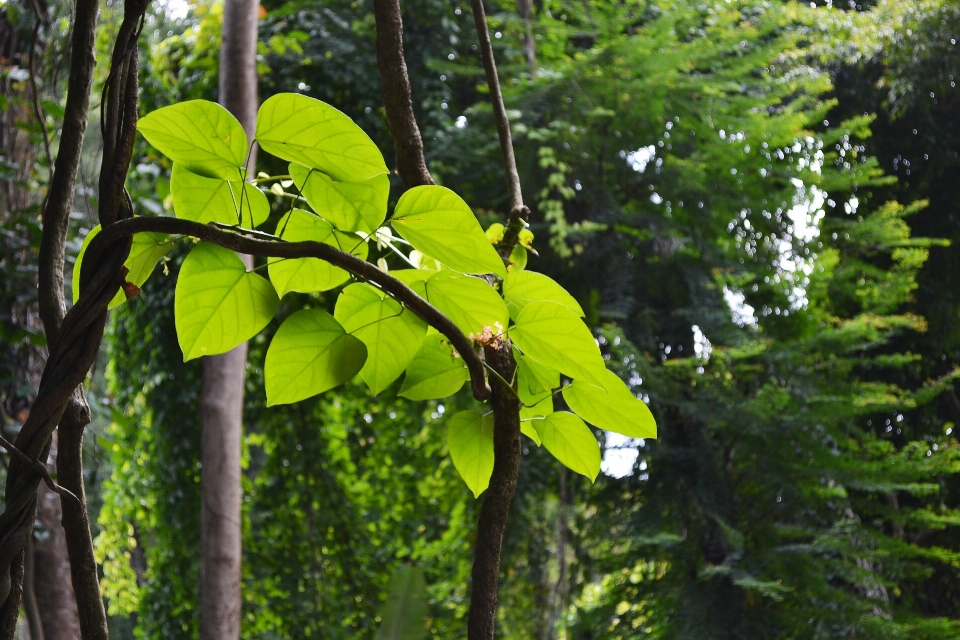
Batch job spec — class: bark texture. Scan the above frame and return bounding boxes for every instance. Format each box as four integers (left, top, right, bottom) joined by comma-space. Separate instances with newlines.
467, 342, 522, 640
373, 0, 435, 188
199, 1, 259, 637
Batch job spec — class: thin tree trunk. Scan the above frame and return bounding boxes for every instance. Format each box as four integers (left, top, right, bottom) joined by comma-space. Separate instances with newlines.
518, 0, 536, 76
199, 1, 258, 637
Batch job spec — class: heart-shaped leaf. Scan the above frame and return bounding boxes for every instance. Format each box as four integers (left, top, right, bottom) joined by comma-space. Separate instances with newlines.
268, 209, 369, 297
534, 412, 601, 481
174, 243, 278, 360
504, 270, 583, 320
335, 283, 427, 395
256, 94, 387, 182
398, 334, 470, 401
171, 164, 269, 228
391, 186, 506, 277
265, 309, 367, 405
563, 369, 657, 439
73, 225, 174, 309
447, 410, 494, 498
510, 301, 607, 388
424, 272, 508, 340
290, 163, 388, 233
138, 100, 248, 180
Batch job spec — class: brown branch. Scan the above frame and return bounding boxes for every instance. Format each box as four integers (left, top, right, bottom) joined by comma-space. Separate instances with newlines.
468, 0, 529, 260
27, 16, 53, 174
467, 341, 522, 640
0, 434, 80, 510
90, 217, 493, 402
373, 0, 435, 188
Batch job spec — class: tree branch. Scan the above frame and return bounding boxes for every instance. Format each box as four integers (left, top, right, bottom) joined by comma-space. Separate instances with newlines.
373, 0, 435, 188
89, 217, 493, 402
469, 0, 530, 259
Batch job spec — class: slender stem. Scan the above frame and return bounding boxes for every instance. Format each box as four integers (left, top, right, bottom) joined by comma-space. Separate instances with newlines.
89, 217, 492, 402
467, 0, 530, 261
373, 0, 435, 188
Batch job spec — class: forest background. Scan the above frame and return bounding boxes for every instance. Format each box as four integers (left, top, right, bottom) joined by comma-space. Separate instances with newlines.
3, 0, 960, 638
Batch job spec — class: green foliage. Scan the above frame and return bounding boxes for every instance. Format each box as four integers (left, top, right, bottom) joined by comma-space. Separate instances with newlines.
398, 334, 470, 401
446, 410, 495, 498
170, 164, 270, 227
391, 185, 507, 278
377, 564, 429, 640
268, 209, 368, 296
290, 163, 388, 233
503, 270, 584, 320
562, 369, 657, 439
532, 412, 600, 482
264, 308, 367, 406
256, 93, 388, 181
174, 242, 278, 360
510, 301, 607, 388
73, 226, 174, 309
137, 100, 249, 179
422, 272, 509, 338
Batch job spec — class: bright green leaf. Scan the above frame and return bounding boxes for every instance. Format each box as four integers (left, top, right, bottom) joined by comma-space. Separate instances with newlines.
510, 301, 608, 388
517, 354, 560, 399
264, 309, 367, 405
504, 270, 584, 320
391, 186, 506, 277
520, 421, 542, 446
398, 334, 469, 401
390, 269, 435, 286
73, 225, 174, 309
256, 94, 387, 182
508, 243, 527, 271
562, 369, 657, 438
424, 272, 509, 339
534, 412, 601, 481
335, 283, 427, 394
268, 209, 369, 297
290, 162, 388, 233
171, 164, 269, 228
377, 565, 428, 640
174, 243, 278, 360
447, 410, 494, 498
137, 100, 248, 180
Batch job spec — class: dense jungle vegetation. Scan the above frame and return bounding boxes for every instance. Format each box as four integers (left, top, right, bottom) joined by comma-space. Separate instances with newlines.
3, 0, 960, 638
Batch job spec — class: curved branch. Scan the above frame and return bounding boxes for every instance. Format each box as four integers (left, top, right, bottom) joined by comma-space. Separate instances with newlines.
373, 0, 435, 188
90, 217, 493, 402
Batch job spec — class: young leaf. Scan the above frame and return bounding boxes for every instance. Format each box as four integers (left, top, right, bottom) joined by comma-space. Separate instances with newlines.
447, 410, 495, 498
290, 163, 388, 233
256, 94, 387, 182
562, 369, 657, 439
171, 164, 269, 228
73, 225, 173, 309
174, 243, 278, 361
424, 272, 509, 339
335, 283, 427, 395
504, 270, 584, 320
398, 334, 470, 401
264, 309, 367, 405
391, 186, 506, 277
510, 301, 607, 388
137, 100, 248, 180
534, 412, 601, 481
377, 564, 429, 640
268, 209, 369, 297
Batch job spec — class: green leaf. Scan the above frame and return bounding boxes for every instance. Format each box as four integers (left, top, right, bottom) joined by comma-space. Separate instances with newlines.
516, 355, 560, 399
334, 283, 427, 395
424, 272, 509, 339
520, 421, 542, 445
391, 186, 506, 277
377, 565, 428, 640
256, 94, 387, 182
447, 410, 494, 498
73, 225, 174, 309
265, 309, 367, 405
174, 243, 278, 360
562, 369, 657, 439
268, 209, 369, 297
398, 334, 470, 401
508, 243, 528, 271
171, 164, 269, 228
390, 269, 435, 286
137, 100, 248, 180
504, 270, 584, 320
534, 412, 601, 481
290, 163, 388, 233
510, 301, 607, 388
